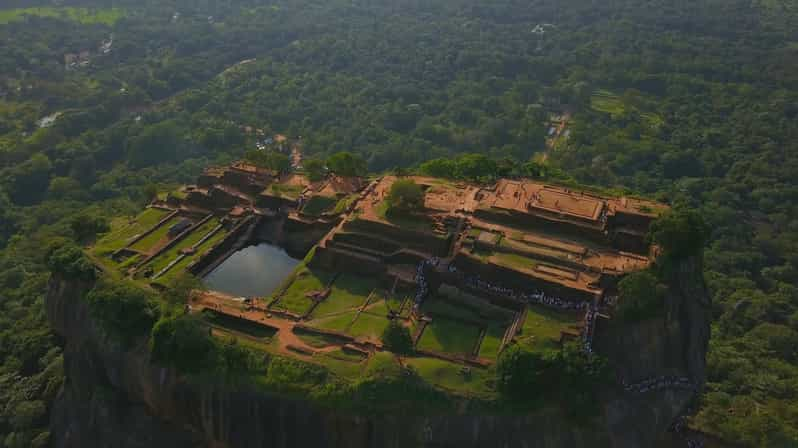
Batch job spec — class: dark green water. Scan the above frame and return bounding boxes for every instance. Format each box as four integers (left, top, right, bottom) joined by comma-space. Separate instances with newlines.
203, 243, 300, 298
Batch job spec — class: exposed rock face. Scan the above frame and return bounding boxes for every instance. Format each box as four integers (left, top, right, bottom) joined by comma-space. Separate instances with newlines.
46, 255, 711, 448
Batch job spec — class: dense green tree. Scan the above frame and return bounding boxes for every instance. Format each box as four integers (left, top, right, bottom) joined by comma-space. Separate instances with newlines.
162, 273, 205, 307
385, 179, 425, 215
380, 320, 413, 354
650, 209, 709, 261
127, 120, 184, 168
69, 213, 109, 243
303, 158, 326, 182
86, 280, 160, 347
245, 150, 291, 173
150, 315, 216, 374
45, 243, 95, 281
4, 154, 52, 205
326, 151, 367, 177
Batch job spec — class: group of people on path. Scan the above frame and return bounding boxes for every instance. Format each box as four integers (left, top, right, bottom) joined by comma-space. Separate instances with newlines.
622, 375, 697, 394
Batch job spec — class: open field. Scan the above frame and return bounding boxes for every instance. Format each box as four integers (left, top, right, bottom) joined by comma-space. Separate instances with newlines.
0, 7, 125, 25
591, 89, 663, 130
516, 306, 579, 352
311, 274, 376, 317
418, 317, 481, 355
308, 310, 359, 333
348, 312, 390, 340
478, 325, 505, 359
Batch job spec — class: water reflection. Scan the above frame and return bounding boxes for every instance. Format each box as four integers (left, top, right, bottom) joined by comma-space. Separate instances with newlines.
204, 243, 300, 298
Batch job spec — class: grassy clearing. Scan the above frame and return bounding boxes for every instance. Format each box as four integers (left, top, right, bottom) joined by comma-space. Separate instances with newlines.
478, 325, 505, 359
348, 313, 390, 340
418, 317, 481, 355
270, 183, 304, 200
301, 195, 337, 216
309, 310, 359, 333
312, 273, 375, 317
0, 7, 125, 25
130, 216, 184, 253
364, 298, 391, 317
274, 267, 333, 315
591, 89, 663, 130
516, 306, 577, 352
146, 218, 220, 274
404, 357, 495, 398
92, 208, 171, 258
590, 89, 626, 115
492, 252, 539, 271
423, 298, 482, 322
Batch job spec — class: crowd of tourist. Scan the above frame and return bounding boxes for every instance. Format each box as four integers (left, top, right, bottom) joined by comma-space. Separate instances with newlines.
622, 375, 697, 394
670, 417, 705, 448
446, 263, 590, 311
582, 307, 597, 353
414, 257, 440, 306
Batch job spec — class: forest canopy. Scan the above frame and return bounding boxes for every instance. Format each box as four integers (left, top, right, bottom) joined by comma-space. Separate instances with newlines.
0, 0, 797, 445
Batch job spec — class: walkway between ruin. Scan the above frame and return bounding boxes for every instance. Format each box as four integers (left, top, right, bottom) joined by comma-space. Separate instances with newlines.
192, 291, 340, 358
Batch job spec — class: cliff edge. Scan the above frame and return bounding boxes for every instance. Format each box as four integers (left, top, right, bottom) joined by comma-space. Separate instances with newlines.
45, 255, 711, 448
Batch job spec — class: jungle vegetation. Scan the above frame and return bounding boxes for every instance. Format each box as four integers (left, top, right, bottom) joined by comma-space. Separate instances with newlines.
0, 0, 797, 446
